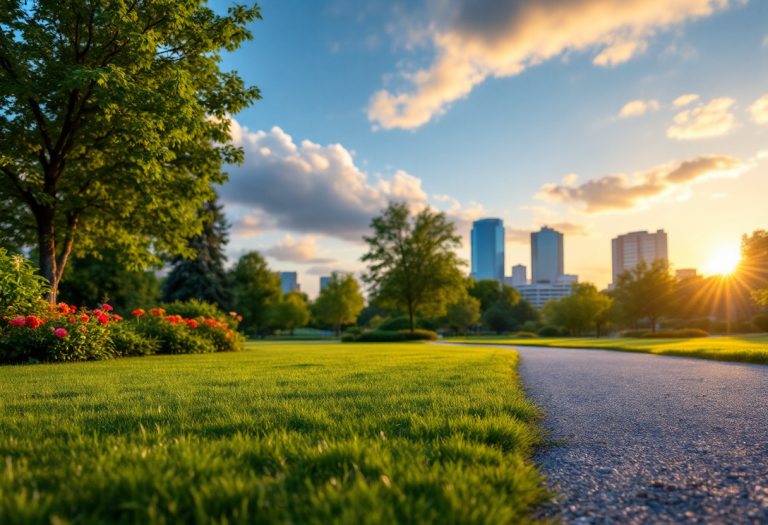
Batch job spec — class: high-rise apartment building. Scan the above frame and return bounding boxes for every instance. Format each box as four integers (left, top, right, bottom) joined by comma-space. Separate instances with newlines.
512, 264, 527, 286
319, 276, 332, 291
515, 275, 578, 309
471, 218, 505, 281
611, 230, 668, 285
531, 226, 564, 283
279, 272, 300, 294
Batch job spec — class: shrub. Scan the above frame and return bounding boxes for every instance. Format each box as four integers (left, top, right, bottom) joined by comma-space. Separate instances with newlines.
513, 332, 537, 338
131, 317, 215, 354
711, 321, 729, 334
377, 316, 436, 332
343, 329, 439, 343
751, 314, 768, 332
340, 334, 357, 342
520, 320, 540, 333
343, 327, 363, 336
161, 299, 241, 331
684, 318, 712, 332
402, 329, 439, 341
0, 303, 119, 363
110, 322, 159, 357
0, 249, 48, 316
641, 328, 709, 338
536, 325, 560, 337
619, 330, 649, 338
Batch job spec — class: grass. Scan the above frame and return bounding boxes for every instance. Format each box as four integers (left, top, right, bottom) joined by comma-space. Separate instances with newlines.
443, 334, 768, 365
0, 342, 547, 524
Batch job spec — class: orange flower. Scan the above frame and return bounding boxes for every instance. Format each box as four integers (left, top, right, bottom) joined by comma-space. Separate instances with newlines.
80, 315, 90, 323
132, 309, 145, 317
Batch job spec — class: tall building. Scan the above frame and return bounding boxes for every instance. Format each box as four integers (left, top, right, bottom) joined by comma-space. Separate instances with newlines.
611, 230, 668, 285
531, 226, 564, 283
516, 275, 578, 309
676, 268, 697, 280
279, 272, 300, 294
319, 276, 332, 291
511, 264, 527, 286
471, 218, 505, 281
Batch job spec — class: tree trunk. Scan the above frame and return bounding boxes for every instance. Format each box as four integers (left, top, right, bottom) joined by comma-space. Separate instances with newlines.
336, 321, 341, 337
407, 301, 415, 333
37, 207, 58, 304
650, 315, 656, 333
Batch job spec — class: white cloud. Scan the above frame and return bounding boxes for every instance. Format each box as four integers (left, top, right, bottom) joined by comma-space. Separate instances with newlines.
367, 0, 737, 130
748, 94, 768, 125
220, 121, 429, 242
667, 97, 737, 140
262, 234, 336, 264
505, 221, 592, 244
537, 154, 749, 213
433, 194, 451, 202
672, 93, 700, 107
618, 99, 660, 118
231, 211, 272, 239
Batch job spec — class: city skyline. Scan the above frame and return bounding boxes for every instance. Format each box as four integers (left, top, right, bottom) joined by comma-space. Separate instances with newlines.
215, 0, 768, 297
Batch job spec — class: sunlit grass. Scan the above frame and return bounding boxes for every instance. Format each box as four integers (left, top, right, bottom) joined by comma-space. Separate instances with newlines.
446, 335, 768, 365
0, 342, 547, 524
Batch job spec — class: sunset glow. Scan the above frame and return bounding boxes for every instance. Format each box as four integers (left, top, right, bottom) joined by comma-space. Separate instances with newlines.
705, 246, 741, 276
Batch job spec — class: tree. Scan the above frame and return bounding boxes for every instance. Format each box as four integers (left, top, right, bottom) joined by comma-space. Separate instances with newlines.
613, 259, 677, 333
57, 250, 160, 314
231, 252, 282, 334
446, 296, 481, 336
543, 282, 611, 336
163, 198, 232, 310
739, 230, 768, 305
509, 299, 540, 325
0, 1, 262, 301
482, 301, 518, 334
361, 203, 465, 333
272, 291, 310, 336
468, 279, 520, 312
313, 272, 365, 336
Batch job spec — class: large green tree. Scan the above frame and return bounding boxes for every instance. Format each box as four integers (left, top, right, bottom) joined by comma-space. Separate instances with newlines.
445, 295, 481, 336
613, 259, 677, 333
0, 0, 261, 301
231, 251, 282, 334
271, 291, 310, 336
468, 279, 520, 312
162, 198, 232, 310
543, 282, 611, 336
313, 272, 365, 336
739, 229, 768, 306
361, 203, 465, 333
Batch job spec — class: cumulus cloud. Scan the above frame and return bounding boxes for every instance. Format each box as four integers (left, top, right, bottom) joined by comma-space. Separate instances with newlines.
672, 93, 700, 107
537, 154, 748, 213
505, 221, 592, 244
220, 121, 429, 242
667, 97, 737, 140
231, 211, 273, 238
618, 99, 659, 118
262, 235, 336, 264
367, 0, 736, 130
748, 94, 768, 125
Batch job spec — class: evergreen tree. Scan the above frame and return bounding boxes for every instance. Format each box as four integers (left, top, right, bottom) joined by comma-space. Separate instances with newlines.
163, 199, 233, 310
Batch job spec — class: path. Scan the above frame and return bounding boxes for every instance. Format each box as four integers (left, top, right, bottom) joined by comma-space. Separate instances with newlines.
442, 343, 768, 524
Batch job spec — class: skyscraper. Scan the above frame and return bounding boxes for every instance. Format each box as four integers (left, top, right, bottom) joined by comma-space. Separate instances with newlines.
611, 230, 668, 286
319, 276, 332, 291
531, 226, 564, 283
512, 264, 527, 286
471, 218, 505, 281
279, 272, 300, 294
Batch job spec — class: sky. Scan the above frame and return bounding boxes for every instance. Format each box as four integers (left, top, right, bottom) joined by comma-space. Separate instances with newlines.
211, 0, 768, 298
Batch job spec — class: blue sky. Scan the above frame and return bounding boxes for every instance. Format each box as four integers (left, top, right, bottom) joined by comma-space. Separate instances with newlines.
213, 0, 768, 297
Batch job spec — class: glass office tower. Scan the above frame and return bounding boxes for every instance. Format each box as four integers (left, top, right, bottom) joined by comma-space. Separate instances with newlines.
531, 226, 564, 283
471, 218, 505, 281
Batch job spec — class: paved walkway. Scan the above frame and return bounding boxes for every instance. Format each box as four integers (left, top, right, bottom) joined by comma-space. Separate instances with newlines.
444, 344, 768, 524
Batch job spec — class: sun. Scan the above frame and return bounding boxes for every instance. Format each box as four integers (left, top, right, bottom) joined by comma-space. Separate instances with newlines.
705, 246, 741, 275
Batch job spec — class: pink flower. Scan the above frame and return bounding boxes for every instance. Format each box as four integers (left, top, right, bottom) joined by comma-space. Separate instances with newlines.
54, 328, 67, 338
229, 311, 237, 316
101, 304, 113, 312
9, 317, 25, 327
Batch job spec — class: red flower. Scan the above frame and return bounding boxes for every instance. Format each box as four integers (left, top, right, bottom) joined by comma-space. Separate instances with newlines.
54, 328, 67, 338
150, 308, 166, 317
97, 313, 109, 326
236, 315, 243, 322
57, 303, 71, 315
80, 315, 90, 323
69, 317, 76, 323
229, 311, 237, 317
132, 309, 145, 317
25, 316, 41, 329
9, 317, 25, 327
184, 319, 198, 328
101, 304, 113, 312
70, 305, 77, 312
112, 314, 123, 322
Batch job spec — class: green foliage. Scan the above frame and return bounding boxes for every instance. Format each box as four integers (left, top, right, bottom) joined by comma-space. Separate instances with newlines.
0, 0, 262, 299
378, 315, 435, 332
271, 292, 310, 335
0, 249, 48, 316
57, 250, 161, 313
131, 318, 215, 355
619, 330, 650, 338
536, 325, 561, 337
482, 301, 519, 334
362, 203, 465, 332
513, 332, 537, 338
161, 298, 238, 330
740, 229, 768, 306
445, 295, 481, 333
542, 282, 612, 335
110, 322, 160, 357
231, 252, 282, 333
348, 329, 439, 343
367, 314, 386, 329
469, 279, 520, 312
312, 272, 365, 335
520, 320, 541, 333
641, 329, 709, 338
0, 343, 547, 523
752, 313, 768, 332
613, 259, 678, 332
163, 199, 233, 310
509, 299, 540, 325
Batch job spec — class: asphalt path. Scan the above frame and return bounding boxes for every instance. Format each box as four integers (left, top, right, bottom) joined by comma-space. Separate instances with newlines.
440, 343, 768, 524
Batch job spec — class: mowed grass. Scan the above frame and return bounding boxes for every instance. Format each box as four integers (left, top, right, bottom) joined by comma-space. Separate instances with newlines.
445, 334, 768, 365
0, 342, 547, 525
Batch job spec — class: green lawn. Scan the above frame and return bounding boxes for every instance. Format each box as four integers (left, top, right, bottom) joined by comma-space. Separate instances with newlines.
0, 342, 547, 524
443, 334, 768, 365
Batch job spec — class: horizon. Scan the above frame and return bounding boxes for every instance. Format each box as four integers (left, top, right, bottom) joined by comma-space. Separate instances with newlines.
211, 0, 768, 298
